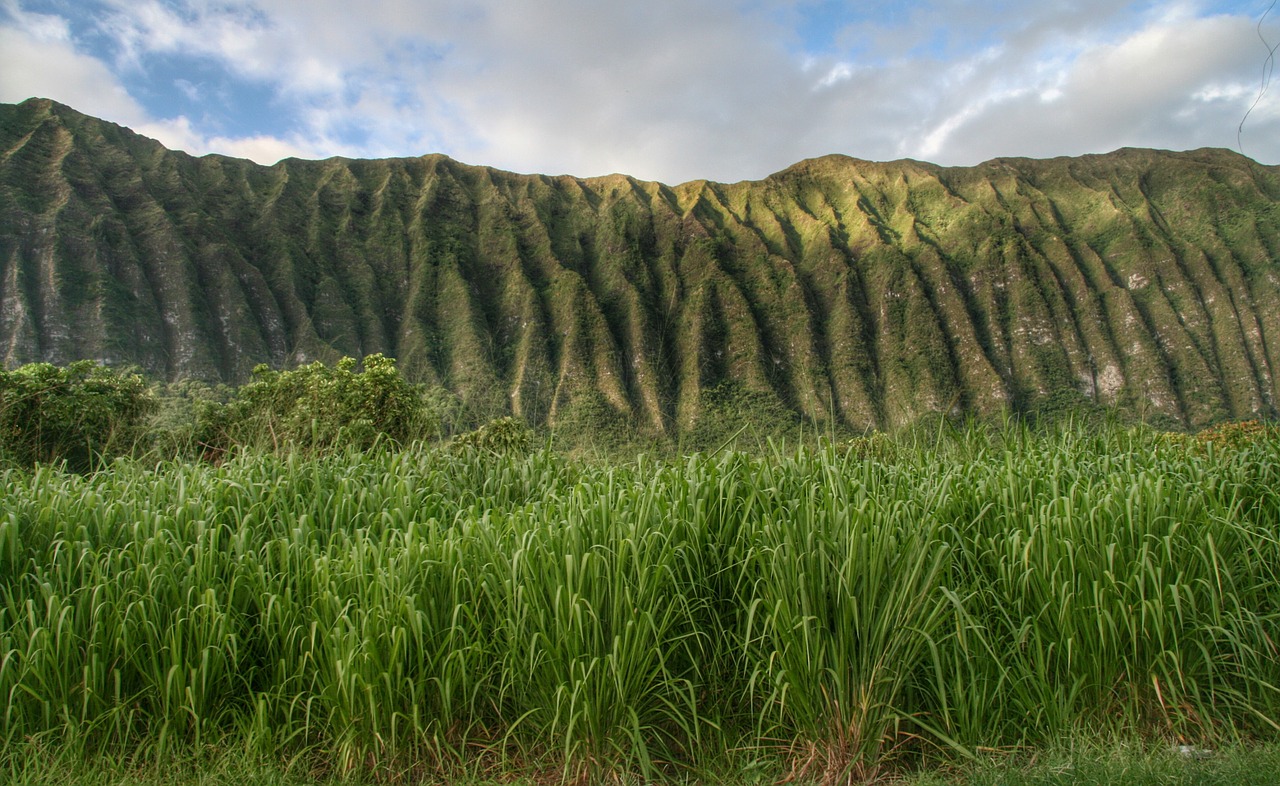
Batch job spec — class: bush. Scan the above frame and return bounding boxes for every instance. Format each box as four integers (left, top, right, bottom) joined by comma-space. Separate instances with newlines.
1194, 419, 1277, 450
0, 361, 152, 471
845, 431, 897, 462
1149, 419, 1279, 456
146, 379, 236, 461
450, 416, 535, 455
225, 354, 437, 454
421, 384, 470, 438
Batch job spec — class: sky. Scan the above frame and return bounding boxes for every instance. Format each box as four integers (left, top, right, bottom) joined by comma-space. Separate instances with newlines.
1, 0, 1278, 184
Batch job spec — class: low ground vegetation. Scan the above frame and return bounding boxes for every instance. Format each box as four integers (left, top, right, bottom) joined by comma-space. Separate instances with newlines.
5, 356, 1275, 470
0, 364, 1277, 783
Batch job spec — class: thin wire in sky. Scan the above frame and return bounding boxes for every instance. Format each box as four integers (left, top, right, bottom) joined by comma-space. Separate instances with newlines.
1239, 0, 1278, 156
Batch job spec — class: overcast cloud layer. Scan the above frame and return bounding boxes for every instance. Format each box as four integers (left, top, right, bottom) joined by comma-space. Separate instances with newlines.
1, 0, 1277, 183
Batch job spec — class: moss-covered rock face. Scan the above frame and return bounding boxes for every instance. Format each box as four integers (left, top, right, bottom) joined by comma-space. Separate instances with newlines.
2, 98, 1279, 434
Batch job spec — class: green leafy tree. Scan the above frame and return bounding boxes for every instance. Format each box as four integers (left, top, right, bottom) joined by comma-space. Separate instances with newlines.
0, 361, 153, 471
226, 354, 437, 454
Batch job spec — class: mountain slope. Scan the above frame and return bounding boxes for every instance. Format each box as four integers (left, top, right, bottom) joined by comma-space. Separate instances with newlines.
2, 98, 1279, 432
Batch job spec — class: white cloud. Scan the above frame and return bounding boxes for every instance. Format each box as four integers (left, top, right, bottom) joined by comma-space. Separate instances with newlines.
0, 5, 322, 165
3, 0, 1278, 181
1193, 83, 1252, 102
173, 78, 200, 102
917, 85, 1031, 160
134, 115, 319, 163
0, 21, 145, 126
1, 0, 70, 42
816, 63, 855, 89
911, 12, 1280, 165
99, 0, 347, 94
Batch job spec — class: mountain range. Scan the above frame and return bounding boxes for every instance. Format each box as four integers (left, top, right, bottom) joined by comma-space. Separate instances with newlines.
2, 98, 1278, 433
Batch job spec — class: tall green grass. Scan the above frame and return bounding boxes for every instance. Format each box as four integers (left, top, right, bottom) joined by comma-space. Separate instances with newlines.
1, 426, 1277, 783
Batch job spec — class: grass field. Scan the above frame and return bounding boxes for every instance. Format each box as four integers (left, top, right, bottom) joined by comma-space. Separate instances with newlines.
6, 741, 1280, 785
1, 423, 1277, 783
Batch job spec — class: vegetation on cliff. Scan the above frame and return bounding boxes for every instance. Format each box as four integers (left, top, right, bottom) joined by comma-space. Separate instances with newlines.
3, 99, 1278, 434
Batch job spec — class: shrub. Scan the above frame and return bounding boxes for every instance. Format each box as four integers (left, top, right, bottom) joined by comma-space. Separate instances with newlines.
845, 431, 897, 462
0, 361, 152, 471
450, 416, 535, 455
146, 379, 236, 461
683, 382, 800, 453
420, 384, 469, 438
228, 354, 437, 454
1148, 420, 1279, 456
1194, 419, 1277, 450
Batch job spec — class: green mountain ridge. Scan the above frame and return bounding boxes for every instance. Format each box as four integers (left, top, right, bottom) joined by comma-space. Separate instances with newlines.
2, 97, 1278, 433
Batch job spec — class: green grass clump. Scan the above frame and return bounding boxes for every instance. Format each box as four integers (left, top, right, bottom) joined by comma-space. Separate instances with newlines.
0, 424, 1277, 783
904, 741, 1280, 786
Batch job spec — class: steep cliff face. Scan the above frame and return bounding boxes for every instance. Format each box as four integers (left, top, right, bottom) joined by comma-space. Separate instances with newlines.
3, 98, 1279, 432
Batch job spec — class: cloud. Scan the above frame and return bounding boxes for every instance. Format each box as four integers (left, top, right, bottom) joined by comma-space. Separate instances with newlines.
0, 10, 146, 126
912, 12, 1280, 164
99, 0, 349, 95
0, 1, 323, 164
422, 0, 817, 179
133, 114, 320, 163
2, 0, 1278, 181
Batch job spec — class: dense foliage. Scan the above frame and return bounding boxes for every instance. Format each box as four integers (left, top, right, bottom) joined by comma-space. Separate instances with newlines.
1, 356, 444, 467
223, 354, 438, 454
1, 426, 1277, 783
446, 415, 536, 455
0, 361, 152, 472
